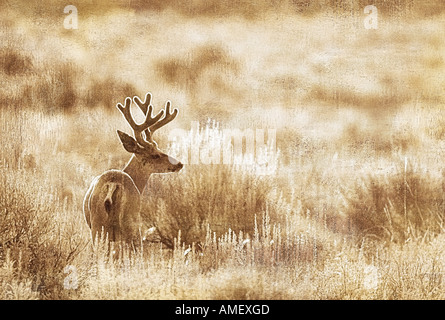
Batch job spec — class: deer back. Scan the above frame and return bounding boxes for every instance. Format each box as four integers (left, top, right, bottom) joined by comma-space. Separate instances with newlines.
83, 170, 142, 244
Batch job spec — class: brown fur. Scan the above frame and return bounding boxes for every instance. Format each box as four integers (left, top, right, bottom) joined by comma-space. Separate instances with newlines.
83, 170, 142, 244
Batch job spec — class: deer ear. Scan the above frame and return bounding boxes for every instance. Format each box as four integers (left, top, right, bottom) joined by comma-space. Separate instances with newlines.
117, 130, 141, 154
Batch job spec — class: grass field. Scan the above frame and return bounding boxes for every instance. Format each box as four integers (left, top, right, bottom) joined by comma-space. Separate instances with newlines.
0, 0, 445, 299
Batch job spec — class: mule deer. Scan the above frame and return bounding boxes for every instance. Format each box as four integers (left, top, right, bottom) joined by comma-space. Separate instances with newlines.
83, 93, 183, 247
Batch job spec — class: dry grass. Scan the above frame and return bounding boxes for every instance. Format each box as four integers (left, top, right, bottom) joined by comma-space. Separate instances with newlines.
0, 1, 444, 300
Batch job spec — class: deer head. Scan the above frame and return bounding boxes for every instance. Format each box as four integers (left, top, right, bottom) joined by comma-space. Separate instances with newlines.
116, 93, 183, 176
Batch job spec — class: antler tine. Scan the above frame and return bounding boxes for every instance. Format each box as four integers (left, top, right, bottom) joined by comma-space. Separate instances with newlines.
133, 92, 151, 115
116, 96, 164, 147
149, 101, 179, 133
145, 101, 179, 144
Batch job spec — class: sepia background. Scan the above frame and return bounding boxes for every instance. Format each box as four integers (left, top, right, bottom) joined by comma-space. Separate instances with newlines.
0, 0, 444, 299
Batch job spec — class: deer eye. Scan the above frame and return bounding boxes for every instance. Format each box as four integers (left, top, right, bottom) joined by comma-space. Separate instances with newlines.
151, 154, 161, 160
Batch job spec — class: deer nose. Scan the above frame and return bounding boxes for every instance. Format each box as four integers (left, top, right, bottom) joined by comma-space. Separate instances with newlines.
177, 162, 183, 170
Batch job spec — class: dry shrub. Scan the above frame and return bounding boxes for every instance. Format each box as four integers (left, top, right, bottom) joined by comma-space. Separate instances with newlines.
0, 48, 33, 76
84, 77, 136, 109
208, 269, 294, 300
425, 109, 445, 141
156, 45, 240, 118
342, 163, 444, 243
195, 210, 324, 272
0, 110, 26, 170
142, 165, 275, 248
18, 63, 79, 114
308, 84, 409, 114
35, 64, 77, 113
339, 123, 420, 157
0, 46, 79, 113
157, 45, 239, 89
0, 170, 86, 299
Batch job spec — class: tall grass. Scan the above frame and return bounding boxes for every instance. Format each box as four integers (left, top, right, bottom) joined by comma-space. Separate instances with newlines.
2, 104, 445, 299
342, 161, 445, 243
0, 168, 87, 298
142, 119, 279, 247
143, 165, 273, 247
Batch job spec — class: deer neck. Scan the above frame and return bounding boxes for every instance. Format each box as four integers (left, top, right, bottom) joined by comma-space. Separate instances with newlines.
122, 154, 152, 194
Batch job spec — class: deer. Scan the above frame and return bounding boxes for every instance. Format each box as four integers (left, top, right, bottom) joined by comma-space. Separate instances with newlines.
83, 92, 183, 249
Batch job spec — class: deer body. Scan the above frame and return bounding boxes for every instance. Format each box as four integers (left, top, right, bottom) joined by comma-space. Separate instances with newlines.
83, 170, 141, 243
83, 93, 183, 246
